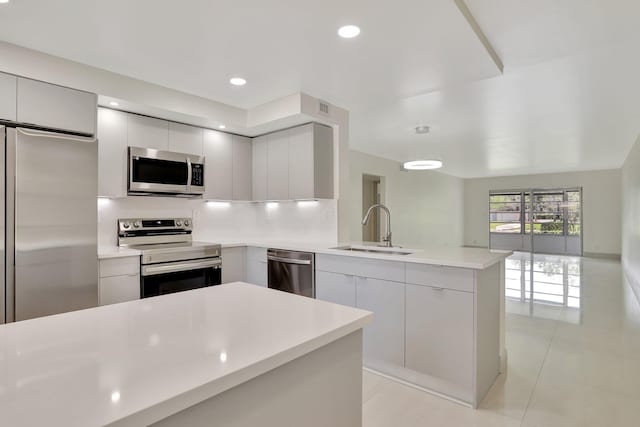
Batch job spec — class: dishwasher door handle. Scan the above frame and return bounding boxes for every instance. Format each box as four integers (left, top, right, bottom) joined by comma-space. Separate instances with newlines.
267, 255, 312, 265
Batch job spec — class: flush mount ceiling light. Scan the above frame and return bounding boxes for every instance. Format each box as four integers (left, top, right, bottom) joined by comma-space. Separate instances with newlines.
338, 25, 360, 39
415, 125, 430, 134
229, 77, 247, 86
403, 160, 443, 170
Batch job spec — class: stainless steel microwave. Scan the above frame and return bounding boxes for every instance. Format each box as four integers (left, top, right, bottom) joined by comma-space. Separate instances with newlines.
128, 147, 205, 196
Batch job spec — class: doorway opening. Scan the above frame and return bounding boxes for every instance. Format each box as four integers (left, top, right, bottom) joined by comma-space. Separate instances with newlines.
362, 174, 384, 242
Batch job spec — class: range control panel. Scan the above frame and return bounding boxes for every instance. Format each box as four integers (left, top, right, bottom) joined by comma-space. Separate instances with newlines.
118, 218, 192, 232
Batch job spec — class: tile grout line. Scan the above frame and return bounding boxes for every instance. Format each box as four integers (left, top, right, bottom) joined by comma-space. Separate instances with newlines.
519, 313, 563, 426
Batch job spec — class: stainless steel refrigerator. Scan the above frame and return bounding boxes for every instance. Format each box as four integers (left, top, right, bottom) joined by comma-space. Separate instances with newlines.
1, 125, 98, 323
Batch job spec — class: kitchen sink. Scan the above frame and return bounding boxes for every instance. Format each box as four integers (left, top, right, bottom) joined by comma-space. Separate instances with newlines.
330, 245, 417, 256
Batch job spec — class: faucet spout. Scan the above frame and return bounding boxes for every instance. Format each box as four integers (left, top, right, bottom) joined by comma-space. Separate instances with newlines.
362, 203, 392, 247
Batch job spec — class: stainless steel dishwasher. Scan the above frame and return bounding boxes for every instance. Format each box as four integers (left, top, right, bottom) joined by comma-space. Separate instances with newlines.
267, 249, 315, 298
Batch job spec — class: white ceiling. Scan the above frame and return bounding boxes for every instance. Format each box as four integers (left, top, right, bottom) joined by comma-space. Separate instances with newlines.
1, 0, 639, 177
0, 0, 500, 109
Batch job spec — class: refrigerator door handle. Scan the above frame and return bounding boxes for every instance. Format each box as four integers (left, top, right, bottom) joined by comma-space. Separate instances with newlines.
17, 127, 97, 143
0, 126, 4, 324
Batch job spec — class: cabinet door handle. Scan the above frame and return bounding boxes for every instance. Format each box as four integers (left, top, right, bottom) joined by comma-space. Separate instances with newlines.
431, 287, 444, 291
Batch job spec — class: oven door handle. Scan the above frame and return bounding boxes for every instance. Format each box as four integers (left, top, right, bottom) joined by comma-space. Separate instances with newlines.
142, 259, 221, 276
267, 255, 312, 265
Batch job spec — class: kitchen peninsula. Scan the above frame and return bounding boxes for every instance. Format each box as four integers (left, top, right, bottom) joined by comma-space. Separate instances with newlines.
0, 283, 372, 427
100, 242, 511, 408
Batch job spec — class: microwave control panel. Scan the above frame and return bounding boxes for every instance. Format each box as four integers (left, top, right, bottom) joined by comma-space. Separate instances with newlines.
191, 164, 204, 186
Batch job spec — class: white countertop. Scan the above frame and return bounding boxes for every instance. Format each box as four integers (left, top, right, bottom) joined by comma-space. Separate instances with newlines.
98, 240, 511, 269
98, 245, 142, 259
224, 240, 511, 270
0, 283, 372, 427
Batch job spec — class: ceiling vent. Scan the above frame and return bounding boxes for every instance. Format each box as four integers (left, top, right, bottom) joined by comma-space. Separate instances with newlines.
318, 101, 330, 115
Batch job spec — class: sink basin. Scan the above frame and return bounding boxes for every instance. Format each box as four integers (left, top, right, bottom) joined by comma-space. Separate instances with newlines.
330, 245, 417, 256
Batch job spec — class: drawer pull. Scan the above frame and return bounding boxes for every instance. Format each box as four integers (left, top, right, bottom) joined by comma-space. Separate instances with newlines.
431, 287, 444, 291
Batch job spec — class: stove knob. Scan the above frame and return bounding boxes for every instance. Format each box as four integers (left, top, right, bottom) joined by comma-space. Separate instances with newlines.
133, 221, 141, 228
123, 222, 131, 229
176, 220, 183, 226
184, 220, 190, 227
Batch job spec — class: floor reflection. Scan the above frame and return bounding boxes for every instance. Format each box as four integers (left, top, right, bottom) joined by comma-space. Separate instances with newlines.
505, 251, 582, 322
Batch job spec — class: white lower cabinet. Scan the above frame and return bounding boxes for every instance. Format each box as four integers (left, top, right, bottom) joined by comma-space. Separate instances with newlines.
221, 247, 246, 283
405, 284, 474, 401
356, 277, 405, 370
314, 253, 500, 408
98, 256, 140, 305
245, 247, 267, 287
99, 275, 140, 306
315, 270, 356, 307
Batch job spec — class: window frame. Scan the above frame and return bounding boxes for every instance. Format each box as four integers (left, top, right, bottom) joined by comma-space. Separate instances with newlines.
489, 188, 582, 238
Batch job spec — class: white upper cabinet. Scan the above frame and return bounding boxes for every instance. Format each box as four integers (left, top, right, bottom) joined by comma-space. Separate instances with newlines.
203, 129, 233, 200
288, 123, 334, 200
0, 72, 17, 122
267, 130, 290, 200
16, 77, 97, 136
251, 123, 334, 201
168, 122, 203, 155
97, 108, 128, 198
127, 114, 169, 150
252, 135, 268, 201
288, 124, 314, 200
232, 135, 252, 200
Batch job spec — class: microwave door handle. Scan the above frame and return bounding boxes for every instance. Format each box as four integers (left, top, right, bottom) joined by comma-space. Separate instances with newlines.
186, 157, 192, 193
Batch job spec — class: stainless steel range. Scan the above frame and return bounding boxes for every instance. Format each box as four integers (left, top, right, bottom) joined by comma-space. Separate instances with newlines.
118, 218, 221, 298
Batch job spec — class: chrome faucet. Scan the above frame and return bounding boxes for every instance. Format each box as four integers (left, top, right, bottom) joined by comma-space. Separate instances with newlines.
362, 203, 392, 247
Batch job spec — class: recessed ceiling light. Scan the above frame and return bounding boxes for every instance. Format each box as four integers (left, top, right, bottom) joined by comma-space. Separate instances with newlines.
415, 125, 430, 134
338, 25, 360, 39
403, 160, 443, 170
229, 77, 247, 86
0, 0, 10, 4
218, 124, 226, 129
109, 101, 119, 107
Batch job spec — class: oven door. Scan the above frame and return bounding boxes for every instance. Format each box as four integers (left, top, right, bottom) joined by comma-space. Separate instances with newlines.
140, 258, 222, 298
128, 146, 205, 195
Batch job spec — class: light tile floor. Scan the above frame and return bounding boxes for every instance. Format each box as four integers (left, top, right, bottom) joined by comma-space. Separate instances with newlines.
363, 252, 640, 427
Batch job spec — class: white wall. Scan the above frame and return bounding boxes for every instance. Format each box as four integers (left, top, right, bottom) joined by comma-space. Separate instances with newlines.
622, 135, 640, 300
0, 41, 245, 129
464, 169, 622, 256
349, 150, 464, 248
98, 198, 338, 247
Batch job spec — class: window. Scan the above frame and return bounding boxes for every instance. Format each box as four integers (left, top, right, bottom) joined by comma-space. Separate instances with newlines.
490, 189, 581, 237
566, 191, 581, 236
529, 192, 564, 235
489, 193, 522, 233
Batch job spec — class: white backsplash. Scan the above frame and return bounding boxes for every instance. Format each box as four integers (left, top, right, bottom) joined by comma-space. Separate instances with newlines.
98, 197, 338, 246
